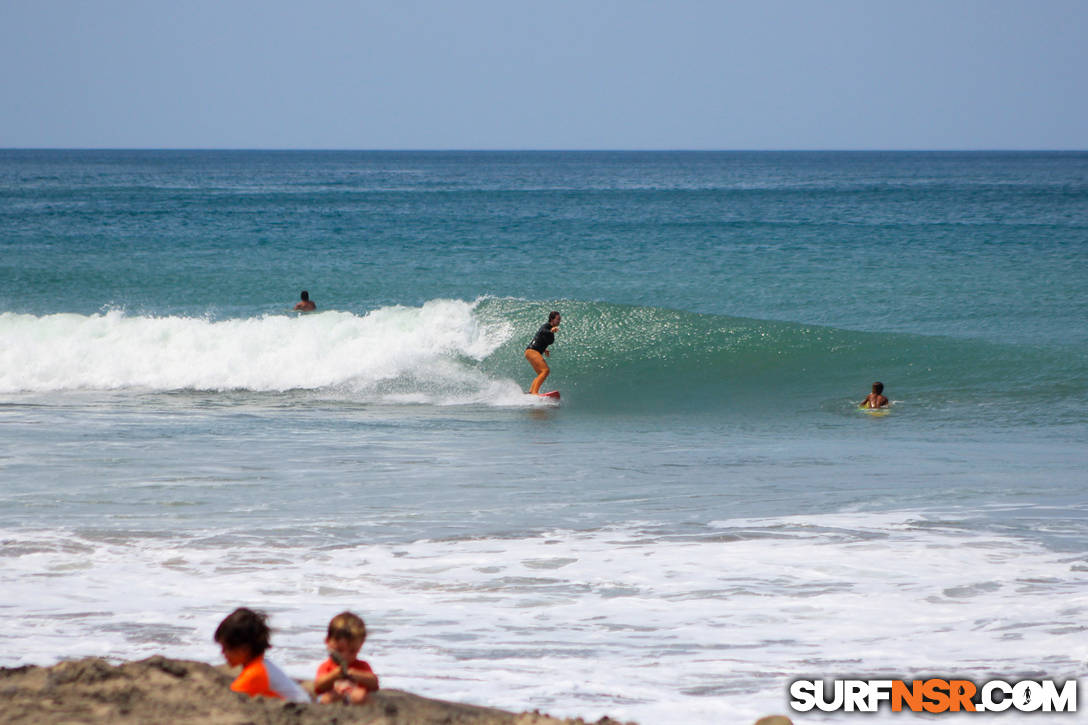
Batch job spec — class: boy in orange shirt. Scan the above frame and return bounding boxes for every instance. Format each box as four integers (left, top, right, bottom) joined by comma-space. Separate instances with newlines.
314, 611, 380, 704
214, 607, 310, 703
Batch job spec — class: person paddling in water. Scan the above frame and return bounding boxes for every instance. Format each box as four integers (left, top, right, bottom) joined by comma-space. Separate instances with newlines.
860, 381, 889, 409
525, 310, 561, 395
294, 290, 316, 312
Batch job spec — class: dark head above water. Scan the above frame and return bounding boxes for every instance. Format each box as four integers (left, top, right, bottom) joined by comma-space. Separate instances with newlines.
294, 290, 316, 311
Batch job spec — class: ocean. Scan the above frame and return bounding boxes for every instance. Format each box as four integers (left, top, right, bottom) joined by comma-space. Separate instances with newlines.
1, 150, 1086, 723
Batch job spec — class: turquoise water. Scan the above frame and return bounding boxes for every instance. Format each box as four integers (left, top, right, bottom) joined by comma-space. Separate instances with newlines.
1, 151, 1086, 722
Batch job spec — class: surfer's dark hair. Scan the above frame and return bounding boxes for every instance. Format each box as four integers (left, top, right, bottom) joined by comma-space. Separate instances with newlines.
548, 310, 560, 324
214, 607, 271, 657
300, 290, 310, 301
872, 381, 884, 394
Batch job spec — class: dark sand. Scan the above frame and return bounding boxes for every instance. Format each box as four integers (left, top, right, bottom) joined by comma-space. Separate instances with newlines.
0, 656, 627, 725
0, 656, 793, 724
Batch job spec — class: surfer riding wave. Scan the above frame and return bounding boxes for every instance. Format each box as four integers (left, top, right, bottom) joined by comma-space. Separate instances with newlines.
524, 311, 560, 395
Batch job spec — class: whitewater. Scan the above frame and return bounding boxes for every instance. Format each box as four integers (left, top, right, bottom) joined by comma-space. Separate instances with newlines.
0, 301, 517, 399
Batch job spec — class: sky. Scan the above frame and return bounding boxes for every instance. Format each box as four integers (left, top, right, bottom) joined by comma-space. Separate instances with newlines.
1, 0, 1085, 150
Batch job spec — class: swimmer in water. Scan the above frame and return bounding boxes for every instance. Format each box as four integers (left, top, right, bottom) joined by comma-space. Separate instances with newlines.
860, 381, 890, 409
294, 290, 316, 312
524, 311, 560, 395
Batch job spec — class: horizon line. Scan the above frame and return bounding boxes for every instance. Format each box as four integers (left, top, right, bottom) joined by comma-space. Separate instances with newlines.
2, 147, 1086, 154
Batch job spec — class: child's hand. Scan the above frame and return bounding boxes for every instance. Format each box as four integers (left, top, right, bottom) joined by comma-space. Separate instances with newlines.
328, 649, 351, 677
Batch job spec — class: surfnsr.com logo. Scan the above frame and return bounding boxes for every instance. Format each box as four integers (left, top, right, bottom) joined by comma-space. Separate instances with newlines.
789, 678, 1077, 714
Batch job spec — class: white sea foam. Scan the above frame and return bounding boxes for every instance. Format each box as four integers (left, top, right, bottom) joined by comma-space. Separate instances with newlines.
0, 301, 528, 403
2, 512, 1085, 723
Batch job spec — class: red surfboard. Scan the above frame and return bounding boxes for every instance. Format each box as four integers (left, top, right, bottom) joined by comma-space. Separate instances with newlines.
537, 390, 560, 399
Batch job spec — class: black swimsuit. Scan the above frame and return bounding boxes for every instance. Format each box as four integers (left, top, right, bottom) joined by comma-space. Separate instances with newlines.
526, 324, 555, 353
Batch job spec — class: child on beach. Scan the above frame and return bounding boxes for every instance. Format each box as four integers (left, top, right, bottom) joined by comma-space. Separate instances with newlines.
313, 611, 380, 704
214, 607, 311, 703
860, 381, 890, 409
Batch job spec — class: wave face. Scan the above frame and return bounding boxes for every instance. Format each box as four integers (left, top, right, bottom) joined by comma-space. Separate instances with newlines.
477, 298, 1086, 422
6, 298, 1083, 425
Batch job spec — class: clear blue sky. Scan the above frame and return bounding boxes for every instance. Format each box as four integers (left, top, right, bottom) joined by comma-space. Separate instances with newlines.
2, 0, 1085, 149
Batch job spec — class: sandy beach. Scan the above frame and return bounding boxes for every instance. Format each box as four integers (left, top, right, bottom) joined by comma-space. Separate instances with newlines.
0, 656, 797, 725
0, 656, 625, 725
